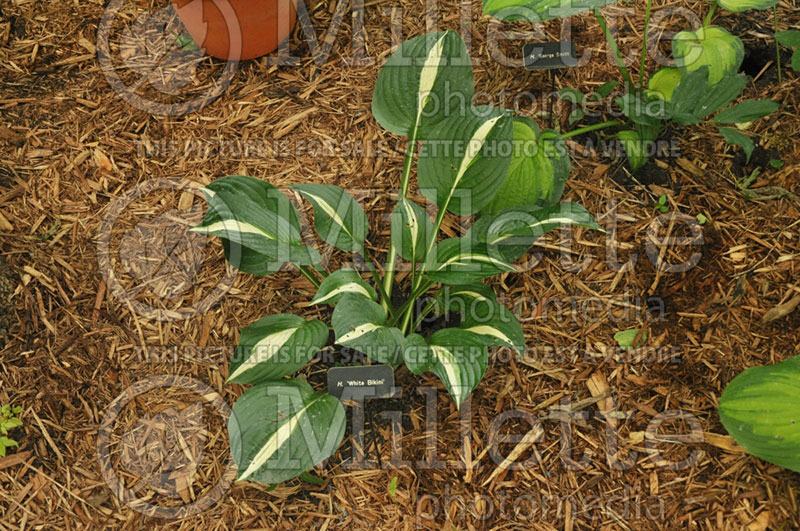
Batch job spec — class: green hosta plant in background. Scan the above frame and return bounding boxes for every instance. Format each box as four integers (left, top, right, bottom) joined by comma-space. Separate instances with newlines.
484, 0, 780, 171
718, 355, 800, 472
192, 31, 600, 485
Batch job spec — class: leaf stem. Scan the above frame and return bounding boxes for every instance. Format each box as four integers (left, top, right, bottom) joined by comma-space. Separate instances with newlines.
774, 6, 782, 84
704, 3, 716, 27
594, 9, 635, 92
561, 120, 622, 139
297, 265, 321, 289
360, 252, 398, 321
639, 0, 653, 91
382, 129, 419, 312
409, 298, 439, 334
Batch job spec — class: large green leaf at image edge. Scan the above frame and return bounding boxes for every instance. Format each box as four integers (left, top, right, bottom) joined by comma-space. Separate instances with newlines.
418, 106, 514, 215
372, 31, 474, 139
228, 379, 346, 484
228, 314, 329, 384
481, 117, 569, 215
673, 26, 744, 86
403, 329, 488, 408
714, 0, 778, 12
718, 355, 800, 472
483, 0, 615, 22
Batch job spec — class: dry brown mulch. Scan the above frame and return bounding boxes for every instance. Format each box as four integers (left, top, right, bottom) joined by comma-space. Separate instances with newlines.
1, 0, 799, 528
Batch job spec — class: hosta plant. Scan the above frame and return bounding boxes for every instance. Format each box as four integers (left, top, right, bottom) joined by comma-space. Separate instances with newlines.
718, 355, 800, 472
484, 0, 780, 170
192, 31, 601, 485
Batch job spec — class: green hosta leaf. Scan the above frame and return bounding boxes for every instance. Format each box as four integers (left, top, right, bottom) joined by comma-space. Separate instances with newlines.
418, 106, 514, 215
436, 283, 498, 313
591, 81, 620, 101
391, 198, 435, 262
713, 100, 779, 124
719, 127, 755, 163
482, 0, 615, 22
292, 184, 367, 252
616, 93, 668, 128
718, 355, 800, 473
776, 30, 800, 48
457, 295, 525, 355
222, 240, 284, 276
228, 314, 329, 384
471, 202, 602, 263
667, 67, 710, 124
647, 67, 682, 102
690, 72, 747, 120
310, 269, 377, 306
331, 293, 404, 364
616, 129, 650, 171
481, 117, 570, 214
403, 329, 488, 408
424, 238, 515, 285
716, 0, 778, 12
372, 31, 474, 139
228, 379, 346, 483
557, 87, 585, 105
192, 175, 320, 266
792, 50, 800, 72
673, 26, 744, 86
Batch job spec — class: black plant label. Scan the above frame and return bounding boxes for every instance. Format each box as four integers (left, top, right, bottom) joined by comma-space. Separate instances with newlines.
327, 365, 395, 400
523, 41, 578, 70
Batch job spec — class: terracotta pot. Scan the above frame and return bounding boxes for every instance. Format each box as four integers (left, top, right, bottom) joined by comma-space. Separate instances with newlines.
171, 0, 296, 61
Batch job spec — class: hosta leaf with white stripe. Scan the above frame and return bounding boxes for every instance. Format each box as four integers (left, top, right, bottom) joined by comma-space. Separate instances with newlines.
292, 184, 368, 252
228, 314, 329, 384
673, 26, 744, 86
718, 355, 800, 473
228, 379, 345, 484
310, 269, 377, 306
471, 202, 602, 262
372, 31, 474, 139
391, 198, 435, 262
483, 0, 615, 22
424, 238, 515, 285
331, 293, 404, 365
481, 117, 569, 214
418, 106, 514, 215
435, 283, 498, 314
192, 175, 321, 266
403, 329, 488, 409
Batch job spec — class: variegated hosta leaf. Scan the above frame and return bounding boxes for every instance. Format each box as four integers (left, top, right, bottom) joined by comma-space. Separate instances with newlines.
331, 293, 404, 365
228, 314, 329, 384
715, 0, 778, 13
424, 237, 516, 285
310, 269, 377, 306
471, 202, 601, 262
481, 117, 570, 215
418, 106, 514, 215
437, 285, 525, 354
222, 239, 284, 276
403, 329, 488, 408
391, 198, 435, 262
372, 31, 474, 139
228, 379, 345, 484
673, 26, 744, 86
191, 175, 321, 266
292, 184, 367, 252
483, 0, 615, 22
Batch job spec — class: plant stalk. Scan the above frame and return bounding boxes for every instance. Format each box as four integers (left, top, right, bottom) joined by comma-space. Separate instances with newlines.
594, 9, 635, 91
360, 252, 398, 321
639, 0, 653, 90
409, 298, 439, 334
297, 265, 321, 289
561, 120, 622, 139
774, 6, 782, 84
704, 3, 716, 27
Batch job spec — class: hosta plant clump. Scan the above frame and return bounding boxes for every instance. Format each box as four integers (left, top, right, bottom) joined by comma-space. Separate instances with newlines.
192, 31, 601, 485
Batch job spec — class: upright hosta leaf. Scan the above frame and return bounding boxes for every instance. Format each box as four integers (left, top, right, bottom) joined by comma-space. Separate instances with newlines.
646, 67, 682, 102
716, 0, 778, 12
228, 314, 329, 384
418, 106, 514, 215
616, 129, 651, 172
483, 0, 615, 22
440, 286, 524, 354
481, 117, 570, 214
719, 127, 755, 163
424, 238, 515, 285
331, 293, 404, 365
310, 269, 377, 306
713, 100, 779, 124
391, 198, 435, 262
403, 329, 488, 408
228, 379, 346, 483
292, 184, 367, 252
471, 202, 601, 262
718, 356, 800, 473
372, 31, 474, 139
673, 26, 744, 86
191, 175, 320, 266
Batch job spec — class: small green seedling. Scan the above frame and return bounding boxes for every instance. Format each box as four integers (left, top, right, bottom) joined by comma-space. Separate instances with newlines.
388, 476, 398, 498
614, 328, 647, 349
696, 213, 709, 225
768, 158, 784, 169
0, 405, 22, 457
655, 195, 669, 213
